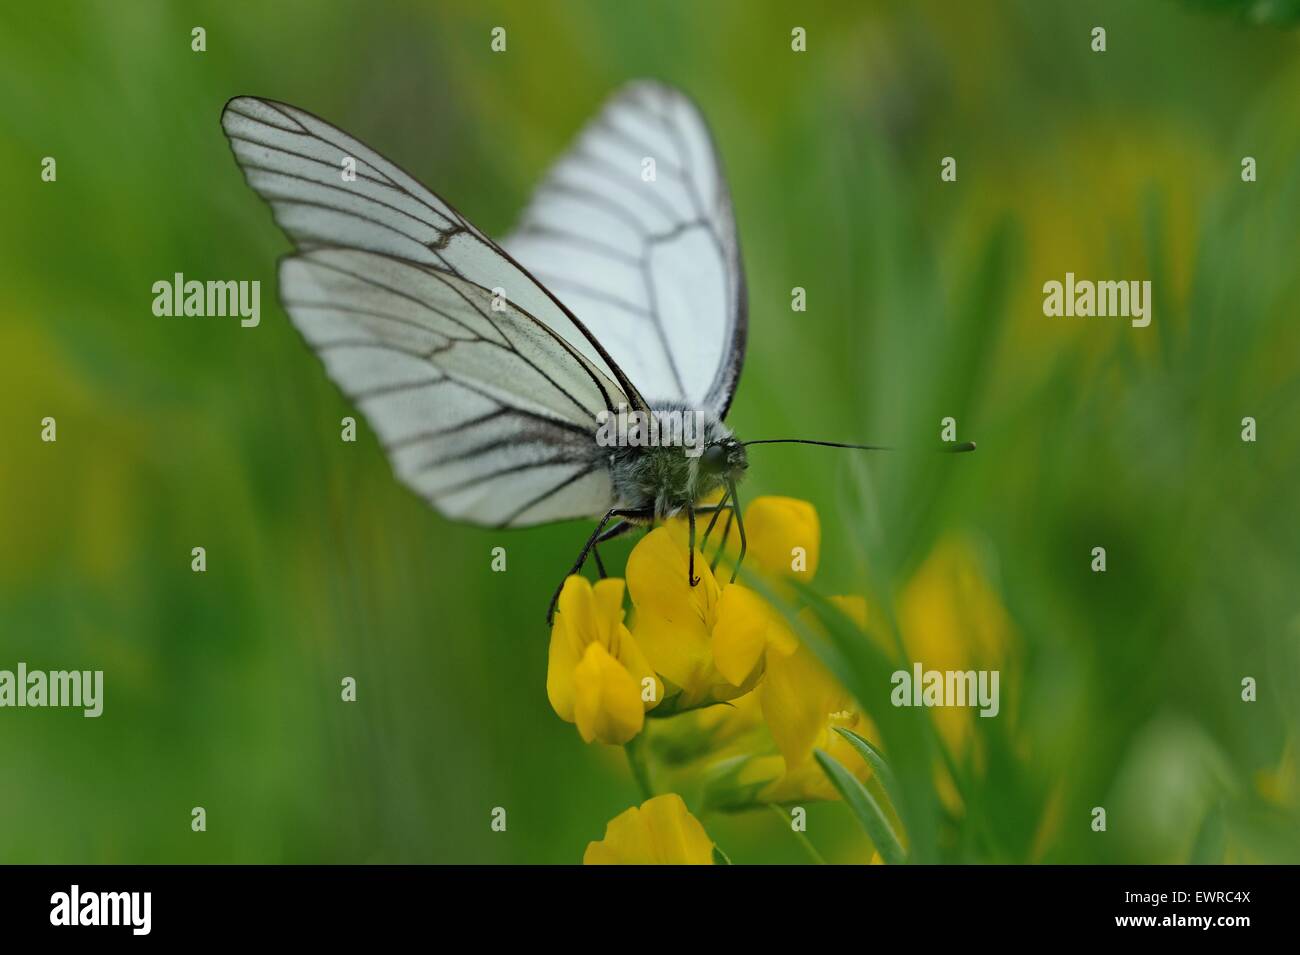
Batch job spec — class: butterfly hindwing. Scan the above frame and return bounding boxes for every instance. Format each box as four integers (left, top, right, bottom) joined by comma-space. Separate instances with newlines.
279, 247, 617, 527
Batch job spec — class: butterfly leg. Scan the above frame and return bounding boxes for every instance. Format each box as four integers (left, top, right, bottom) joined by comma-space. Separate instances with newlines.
591, 519, 636, 579
726, 479, 747, 584
546, 508, 651, 624
699, 490, 732, 548
687, 507, 701, 587
710, 507, 735, 573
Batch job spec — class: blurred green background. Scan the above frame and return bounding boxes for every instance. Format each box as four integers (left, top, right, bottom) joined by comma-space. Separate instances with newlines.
2, 0, 1298, 863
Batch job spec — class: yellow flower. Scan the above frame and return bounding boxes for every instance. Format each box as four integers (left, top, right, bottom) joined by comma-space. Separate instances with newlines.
729, 495, 820, 583
622, 496, 876, 805
1255, 736, 1298, 809
709, 497, 817, 687
754, 598, 880, 803
711, 582, 800, 689
626, 524, 767, 709
548, 576, 662, 745
653, 596, 882, 810
895, 537, 1014, 761
583, 793, 715, 865
628, 497, 818, 708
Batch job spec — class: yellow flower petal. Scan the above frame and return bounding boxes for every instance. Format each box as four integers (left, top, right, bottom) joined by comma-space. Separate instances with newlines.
592, 578, 663, 711
739, 496, 820, 582
627, 526, 731, 707
760, 755, 840, 803
711, 584, 776, 687
627, 526, 719, 627
759, 710, 880, 804
757, 641, 839, 769
749, 595, 890, 807
633, 609, 715, 706
546, 576, 596, 722
583, 794, 714, 865
549, 576, 660, 733
559, 573, 603, 642
611, 632, 663, 713
573, 642, 645, 745
590, 577, 626, 633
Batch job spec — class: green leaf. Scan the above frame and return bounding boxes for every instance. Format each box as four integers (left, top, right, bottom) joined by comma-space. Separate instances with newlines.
814, 747, 906, 865
712, 844, 733, 865
833, 725, 902, 810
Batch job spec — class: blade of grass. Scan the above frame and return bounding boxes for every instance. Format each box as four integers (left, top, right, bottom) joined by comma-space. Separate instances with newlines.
834, 725, 902, 810
814, 748, 906, 865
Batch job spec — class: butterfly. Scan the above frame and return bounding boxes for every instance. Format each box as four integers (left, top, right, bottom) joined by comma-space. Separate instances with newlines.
220, 80, 972, 623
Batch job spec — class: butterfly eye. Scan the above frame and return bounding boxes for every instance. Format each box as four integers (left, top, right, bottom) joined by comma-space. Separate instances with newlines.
700, 443, 728, 474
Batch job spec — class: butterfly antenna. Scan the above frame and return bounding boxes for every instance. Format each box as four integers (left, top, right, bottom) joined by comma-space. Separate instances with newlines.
742, 438, 976, 453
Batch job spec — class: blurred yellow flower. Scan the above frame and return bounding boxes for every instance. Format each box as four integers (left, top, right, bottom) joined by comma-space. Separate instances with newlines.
583, 793, 715, 865
895, 538, 1014, 761
754, 599, 880, 803
1255, 736, 1298, 809
648, 685, 769, 769
547, 577, 662, 745
651, 605, 883, 809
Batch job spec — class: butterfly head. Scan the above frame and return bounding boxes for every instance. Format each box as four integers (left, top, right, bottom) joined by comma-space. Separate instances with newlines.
699, 436, 747, 484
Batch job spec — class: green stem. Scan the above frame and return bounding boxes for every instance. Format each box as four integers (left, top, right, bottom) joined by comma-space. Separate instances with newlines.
767, 803, 827, 864
624, 734, 654, 801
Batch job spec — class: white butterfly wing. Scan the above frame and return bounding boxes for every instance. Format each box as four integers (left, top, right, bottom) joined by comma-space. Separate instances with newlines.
221, 96, 649, 414
279, 248, 618, 526
503, 80, 747, 417
221, 97, 631, 526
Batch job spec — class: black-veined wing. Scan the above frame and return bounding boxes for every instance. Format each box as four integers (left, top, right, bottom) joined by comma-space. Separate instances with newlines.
221, 98, 634, 526
220, 95, 649, 415
277, 248, 620, 527
504, 80, 747, 418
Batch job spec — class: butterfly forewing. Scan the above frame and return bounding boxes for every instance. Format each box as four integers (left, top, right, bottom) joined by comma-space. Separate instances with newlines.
221, 96, 647, 414
503, 81, 747, 417
221, 95, 633, 527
